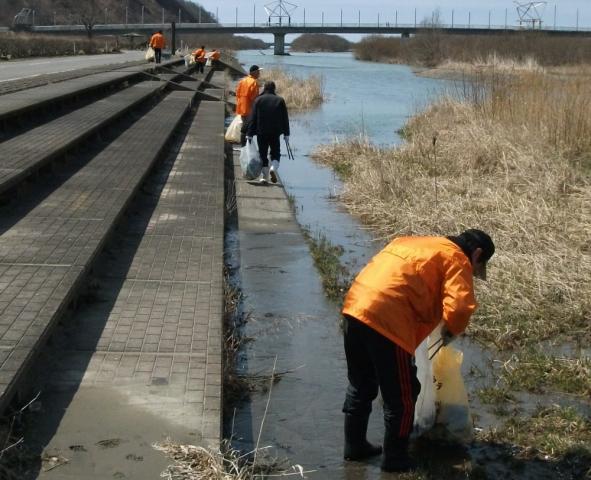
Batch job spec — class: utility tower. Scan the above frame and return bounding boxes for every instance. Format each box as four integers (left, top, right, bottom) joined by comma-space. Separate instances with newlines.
264, 0, 297, 26
515, 1, 547, 29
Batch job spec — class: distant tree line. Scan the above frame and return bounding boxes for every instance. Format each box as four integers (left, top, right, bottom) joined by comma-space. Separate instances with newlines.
354, 33, 591, 67
290, 33, 351, 52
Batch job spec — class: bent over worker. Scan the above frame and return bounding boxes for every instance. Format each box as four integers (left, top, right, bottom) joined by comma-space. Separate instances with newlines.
341, 229, 495, 472
149, 30, 165, 64
246, 80, 290, 185
235, 65, 261, 147
192, 45, 206, 74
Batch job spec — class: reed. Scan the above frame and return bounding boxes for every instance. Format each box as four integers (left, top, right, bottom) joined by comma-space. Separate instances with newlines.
353, 33, 591, 67
312, 69, 591, 351
260, 68, 324, 110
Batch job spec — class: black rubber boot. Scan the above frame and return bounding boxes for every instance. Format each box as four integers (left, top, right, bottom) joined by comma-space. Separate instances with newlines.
381, 434, 416, 473
343, 414, 382, 461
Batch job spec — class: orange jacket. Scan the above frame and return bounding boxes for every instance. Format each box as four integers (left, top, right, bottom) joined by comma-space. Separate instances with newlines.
210, 50, 221, 61
342, 236, 477, 355
193, 48, 206, 62
235, 75, 259, 116
150, 33, 165, 49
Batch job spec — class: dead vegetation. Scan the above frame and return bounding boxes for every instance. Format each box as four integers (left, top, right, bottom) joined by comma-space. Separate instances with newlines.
354, 33, 591, 67
260, 68, 324, 110
312, 69, 591, 354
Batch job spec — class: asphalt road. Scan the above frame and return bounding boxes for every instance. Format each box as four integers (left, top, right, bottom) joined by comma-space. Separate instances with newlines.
0, 50, 144, 83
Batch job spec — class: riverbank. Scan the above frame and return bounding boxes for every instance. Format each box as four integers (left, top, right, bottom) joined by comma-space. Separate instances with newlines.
260, 67, 324, 110
312, 64, 591, 475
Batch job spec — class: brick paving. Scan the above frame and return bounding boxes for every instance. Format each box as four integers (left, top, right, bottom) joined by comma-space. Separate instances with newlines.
30, 100, 225, 468
0, 91, 196, 411
0, 60, 147, 96
0, 82, 167, 195
0, 59, 183, 122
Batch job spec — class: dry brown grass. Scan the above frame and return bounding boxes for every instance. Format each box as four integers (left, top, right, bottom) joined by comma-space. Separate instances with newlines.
0, 32, 123, 59
354, 33, 591, 68
312, 68, 591, 351
260, 68, 324, 110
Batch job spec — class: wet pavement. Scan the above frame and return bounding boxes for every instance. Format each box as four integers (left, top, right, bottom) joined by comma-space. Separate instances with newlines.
228, 149, 388, 479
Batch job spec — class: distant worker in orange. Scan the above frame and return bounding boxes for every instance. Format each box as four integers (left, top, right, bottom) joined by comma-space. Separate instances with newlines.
209, 48, 221, 65
235, 64, 261, 146
192, 45, 206, 74
149, 30, 166, 64
341, 229, 495, 473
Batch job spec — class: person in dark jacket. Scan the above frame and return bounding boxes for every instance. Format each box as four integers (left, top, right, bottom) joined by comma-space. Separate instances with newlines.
246, 81, 290, 184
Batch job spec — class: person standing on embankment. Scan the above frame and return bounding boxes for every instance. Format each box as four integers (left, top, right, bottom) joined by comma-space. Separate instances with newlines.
341, 229, 495, 472
149, 30, 165, 64
246, 80, 290, 185
235, 65, 262, 147
192, 45, 206, 74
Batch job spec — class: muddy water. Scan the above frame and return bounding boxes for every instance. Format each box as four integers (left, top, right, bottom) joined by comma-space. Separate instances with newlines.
229, 51, 585, 479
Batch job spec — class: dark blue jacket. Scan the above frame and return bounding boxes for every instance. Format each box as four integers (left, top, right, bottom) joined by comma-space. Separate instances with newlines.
247, 92, 290, 137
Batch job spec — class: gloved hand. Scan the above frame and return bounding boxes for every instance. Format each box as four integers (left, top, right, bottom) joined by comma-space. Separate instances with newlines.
441, 324, 455, 346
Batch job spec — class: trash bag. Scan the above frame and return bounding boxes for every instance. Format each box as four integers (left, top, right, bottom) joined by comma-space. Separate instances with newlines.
430, 345, 473, 444
413, 336, 437, 436
240, 138, 262, 180
145, 47, 155, 62
184, 54, 195, 68
225, 115, 243, 143
206, 57, 212, 67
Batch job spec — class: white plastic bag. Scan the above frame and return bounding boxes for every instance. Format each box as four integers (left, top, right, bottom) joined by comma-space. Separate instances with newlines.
225, 115, 243, 143
145, 47, 155, 62
184, 53, 195, 68
413, 337, 437, 436
206, 57, 212, 67
240, 138, 262, 180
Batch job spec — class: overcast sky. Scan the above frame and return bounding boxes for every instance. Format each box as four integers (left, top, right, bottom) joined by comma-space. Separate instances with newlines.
193, 0, 591, 29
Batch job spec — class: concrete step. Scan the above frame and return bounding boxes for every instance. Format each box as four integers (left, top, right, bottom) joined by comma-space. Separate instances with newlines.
0, 89, 196, 412
0, 59, 184, 124
0, 81, 174, 196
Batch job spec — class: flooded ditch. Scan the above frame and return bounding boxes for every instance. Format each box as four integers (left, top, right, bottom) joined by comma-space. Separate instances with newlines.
224, 50, 590, 479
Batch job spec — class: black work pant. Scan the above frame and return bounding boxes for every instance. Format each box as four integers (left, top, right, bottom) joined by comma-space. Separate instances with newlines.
154, 48, 162, 64
343, 315, 421, 440
240, 116, 249, 147
196, 62, 204, 73
256, 134, 281, 167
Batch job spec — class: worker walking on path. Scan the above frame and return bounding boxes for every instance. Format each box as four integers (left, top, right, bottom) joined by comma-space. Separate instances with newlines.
341, 229, 495, 472
149, 30, 166, 64
235, 65, 262, 147
247, 80, 290, 185
192, 45, 206, 74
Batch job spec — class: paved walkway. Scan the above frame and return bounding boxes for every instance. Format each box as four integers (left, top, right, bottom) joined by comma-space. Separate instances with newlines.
24, 101, 225, 479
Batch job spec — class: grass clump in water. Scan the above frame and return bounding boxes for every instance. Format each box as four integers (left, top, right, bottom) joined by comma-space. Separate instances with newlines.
301, 228, 351, 302
260, 68, 324, 110
479, 406, 591, 463
501, 350, 591, 396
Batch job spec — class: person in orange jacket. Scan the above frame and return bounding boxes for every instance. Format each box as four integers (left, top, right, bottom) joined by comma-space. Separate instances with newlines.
341, 229, 495, 472
192, 45, 206, 74
209, 48, 221, 64
235, 65, 261, 146
149, 30, 166, 64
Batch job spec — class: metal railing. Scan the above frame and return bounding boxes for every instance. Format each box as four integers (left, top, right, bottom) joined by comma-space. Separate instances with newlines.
30, 22, 591, 33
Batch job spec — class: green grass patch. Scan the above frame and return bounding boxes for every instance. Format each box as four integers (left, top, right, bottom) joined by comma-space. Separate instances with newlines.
301, 228, 351, 302
501, 349, 591, 396
479, 406, 591, 460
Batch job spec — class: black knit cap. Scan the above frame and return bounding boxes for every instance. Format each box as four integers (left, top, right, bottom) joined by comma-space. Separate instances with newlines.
462, 229, 495, 262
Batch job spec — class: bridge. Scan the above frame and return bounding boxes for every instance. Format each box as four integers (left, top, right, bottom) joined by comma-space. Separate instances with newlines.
27, 22, 591, 55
